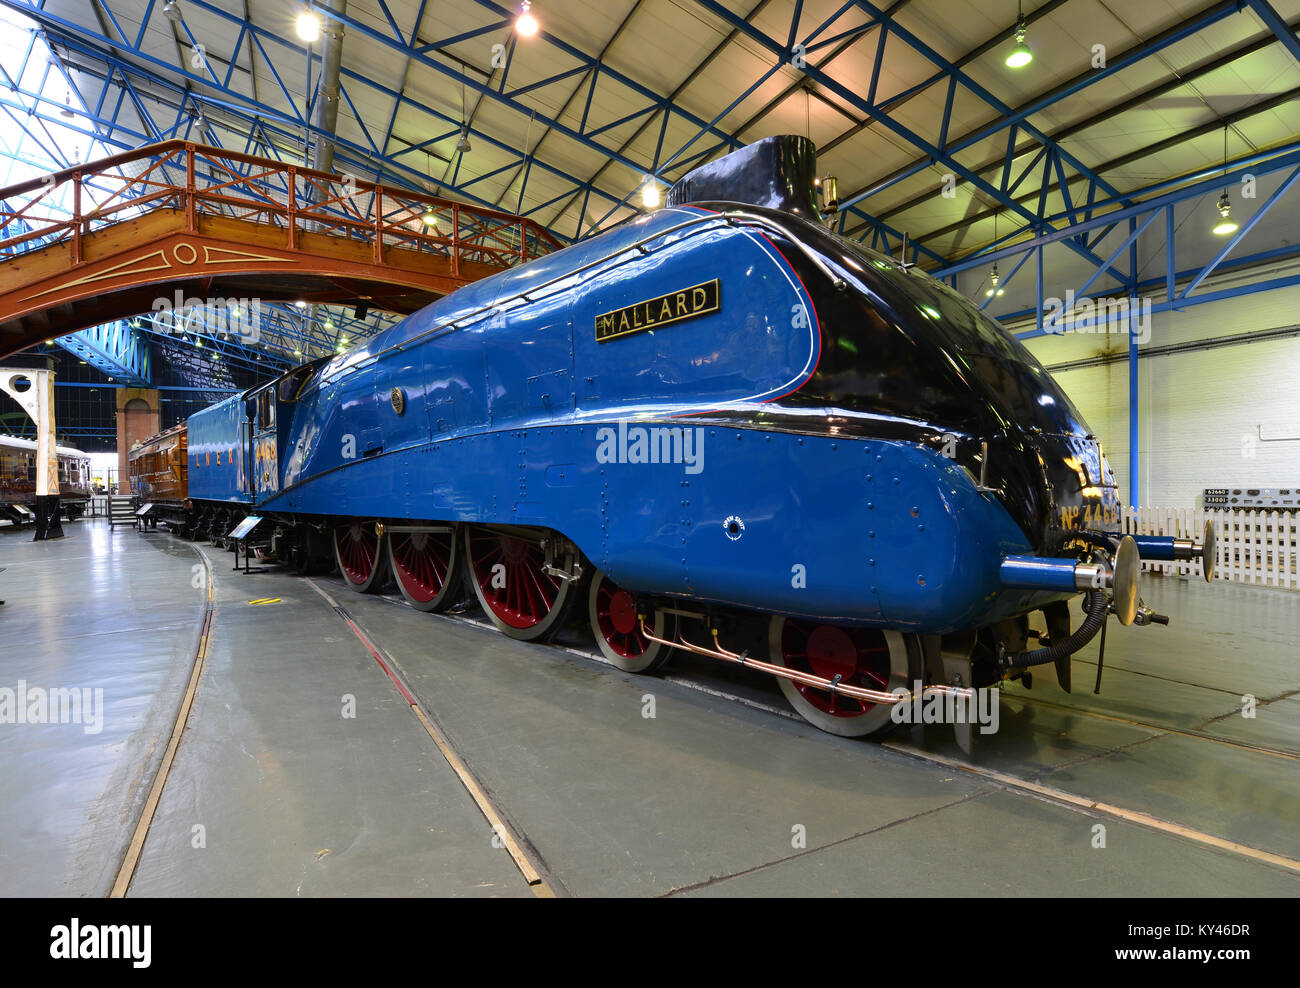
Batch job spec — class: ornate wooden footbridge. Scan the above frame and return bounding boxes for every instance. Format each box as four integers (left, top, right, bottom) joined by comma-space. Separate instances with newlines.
0, 140, 562, 357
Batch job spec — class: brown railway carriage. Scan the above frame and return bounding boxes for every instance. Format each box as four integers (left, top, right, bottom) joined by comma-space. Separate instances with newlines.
127, 423, 190, 531
0, 435, 93, 525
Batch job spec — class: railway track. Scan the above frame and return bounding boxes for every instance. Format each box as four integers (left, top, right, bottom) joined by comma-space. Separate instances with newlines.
110, 548, 214, 898
999, 690, 1300, 763
110, 535, 559, 898
368, 585, 1300, 764
110, 535, 1300, 895
304, 577, 560, 898
358, 580, 1300, 881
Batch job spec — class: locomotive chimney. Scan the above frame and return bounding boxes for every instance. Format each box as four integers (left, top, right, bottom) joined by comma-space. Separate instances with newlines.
666, 135, 822, 222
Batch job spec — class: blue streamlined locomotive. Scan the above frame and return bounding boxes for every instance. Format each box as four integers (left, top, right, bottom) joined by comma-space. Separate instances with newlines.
177, 136, 1214, 739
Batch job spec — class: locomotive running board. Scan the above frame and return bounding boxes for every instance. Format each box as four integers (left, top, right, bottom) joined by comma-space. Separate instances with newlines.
638, 620, 974, 709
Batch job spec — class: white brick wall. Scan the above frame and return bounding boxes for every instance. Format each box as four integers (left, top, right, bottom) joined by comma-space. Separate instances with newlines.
1016, 279, 1300, 508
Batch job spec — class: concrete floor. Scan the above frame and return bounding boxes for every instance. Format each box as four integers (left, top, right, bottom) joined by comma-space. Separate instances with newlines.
1, 519, 1297, 897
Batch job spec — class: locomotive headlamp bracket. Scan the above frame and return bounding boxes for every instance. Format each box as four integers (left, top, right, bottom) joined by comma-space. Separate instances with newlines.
1131, 600, 1171, 627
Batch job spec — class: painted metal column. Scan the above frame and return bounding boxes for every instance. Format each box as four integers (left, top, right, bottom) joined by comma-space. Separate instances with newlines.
1129, 215, 1141, 507
0, 368, 62, 539
1129, 307, 1139, 507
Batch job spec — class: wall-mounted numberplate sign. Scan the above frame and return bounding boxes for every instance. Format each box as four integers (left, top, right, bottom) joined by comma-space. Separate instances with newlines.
595, 279, 720, 343
1204, 487, 1299, 510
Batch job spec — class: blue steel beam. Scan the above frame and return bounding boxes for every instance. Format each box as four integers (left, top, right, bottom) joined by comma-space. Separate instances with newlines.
1245, 0, 1300, 65
5, 1, 635, 241
935, 145, 1300, 280
55, 320, 151, 384
844, 0, 1241, 213
888, 82, 1300, 255
691, 0, 1112, 273
1180, 165, 1300, 298
847, 0, 1129, 208
976, 238, 1300, 336
5, 0, 1297, 325
56, 382, 239, 393
946, 135, 1300, 274
576, 0, 949, 262
306, 0, 747, 212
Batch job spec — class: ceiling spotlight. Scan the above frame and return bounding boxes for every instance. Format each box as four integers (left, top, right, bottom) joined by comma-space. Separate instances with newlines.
640, 177, 660, 209
162, 0, 182, 22
60, 93, 75, 119
516, 1, 539, 37
456, 123, 472, 154
1212, 191, 1238, 236
296, 10, 322, 43
294, 348, 302, 357
1005, 4, 1032, 69
295, 300, 307, 308
985, 264, 1005, 297
421, 208, 438, 227
323, 318, 333, 329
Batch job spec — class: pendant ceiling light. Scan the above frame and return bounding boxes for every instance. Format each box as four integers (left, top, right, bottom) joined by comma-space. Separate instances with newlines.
1212, 126, 1238, 236
1006, 1, 1032, 69
456, 69, 472, 153
985, 214, 1004, 296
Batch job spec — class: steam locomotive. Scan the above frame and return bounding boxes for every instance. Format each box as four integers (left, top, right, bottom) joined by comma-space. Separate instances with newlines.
129, 136, 1214, 739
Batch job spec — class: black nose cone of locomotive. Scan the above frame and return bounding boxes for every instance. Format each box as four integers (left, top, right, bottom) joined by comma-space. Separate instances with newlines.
667, 134, 822, 221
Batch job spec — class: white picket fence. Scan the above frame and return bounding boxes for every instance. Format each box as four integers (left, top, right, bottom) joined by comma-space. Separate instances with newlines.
1122, 506, 1299, 589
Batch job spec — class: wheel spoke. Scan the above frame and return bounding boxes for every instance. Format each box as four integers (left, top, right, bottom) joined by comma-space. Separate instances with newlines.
776, 620, 896, 720
468, 529, 570, 632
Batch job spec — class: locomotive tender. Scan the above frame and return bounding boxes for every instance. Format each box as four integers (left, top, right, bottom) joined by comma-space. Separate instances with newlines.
133, 136, 1215, 739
